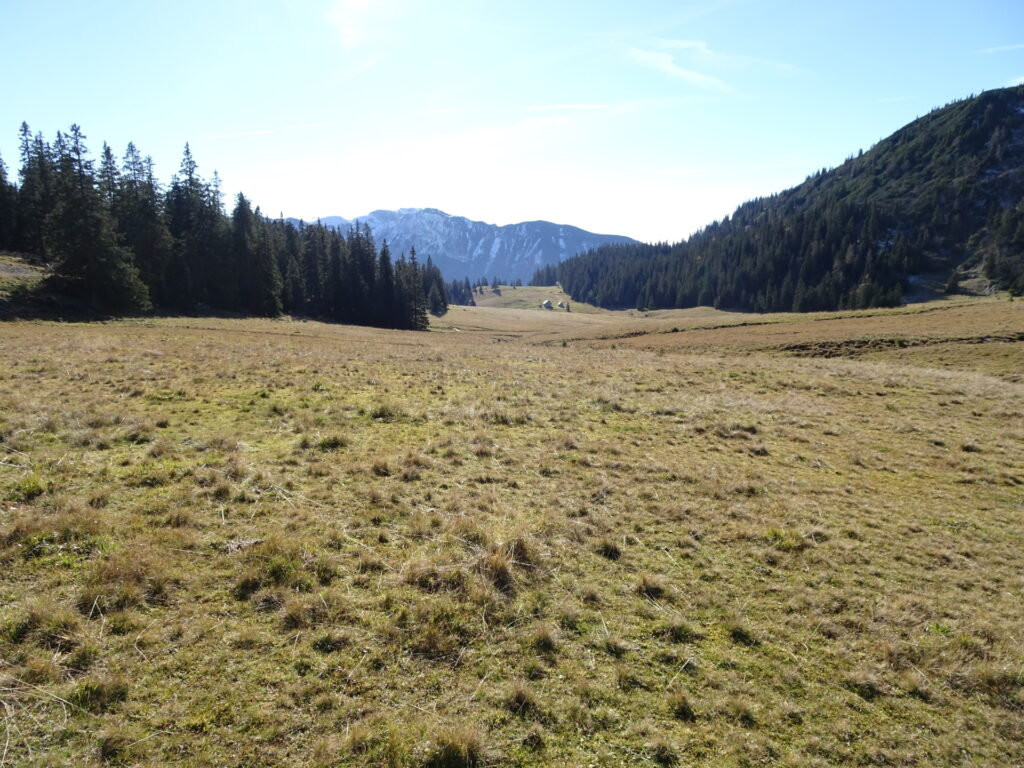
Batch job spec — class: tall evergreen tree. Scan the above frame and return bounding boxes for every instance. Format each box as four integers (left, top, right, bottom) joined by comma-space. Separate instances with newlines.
97, 142, 119, 208
0, 152, 16, 251
115, 143, 173, 306
374, 239, 397, 327
165, 144, 225, 309
402, 246, 428, 330
44, 125, 149, 312
16, 123, 55, 257
231, 195, 282, 316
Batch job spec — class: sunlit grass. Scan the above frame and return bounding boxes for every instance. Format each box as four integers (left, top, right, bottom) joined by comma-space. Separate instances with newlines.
0, 296, 1022, 766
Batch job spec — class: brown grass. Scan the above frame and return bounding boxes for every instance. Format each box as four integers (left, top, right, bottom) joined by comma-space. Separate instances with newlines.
0, 296, 1020, 766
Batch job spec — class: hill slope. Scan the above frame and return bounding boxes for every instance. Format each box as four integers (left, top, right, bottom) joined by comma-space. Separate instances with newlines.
543, 85, 1024, 311
290, 208, 637, 283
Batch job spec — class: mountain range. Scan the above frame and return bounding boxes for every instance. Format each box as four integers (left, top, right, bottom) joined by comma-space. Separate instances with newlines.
287, 208, 637, 283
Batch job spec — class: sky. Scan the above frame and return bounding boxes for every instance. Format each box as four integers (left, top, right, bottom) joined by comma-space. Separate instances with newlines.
2, 0, 1023, 243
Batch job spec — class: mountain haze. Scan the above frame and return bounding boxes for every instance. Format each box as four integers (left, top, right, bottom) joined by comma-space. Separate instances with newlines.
289, 208, 637, 283
540, 85, 1024, 311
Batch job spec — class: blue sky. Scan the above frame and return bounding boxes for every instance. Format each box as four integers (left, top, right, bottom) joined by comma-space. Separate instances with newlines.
2, 0, 1023, 242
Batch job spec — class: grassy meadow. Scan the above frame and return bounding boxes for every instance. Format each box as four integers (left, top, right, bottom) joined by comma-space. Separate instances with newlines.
1, 291, 1022, 766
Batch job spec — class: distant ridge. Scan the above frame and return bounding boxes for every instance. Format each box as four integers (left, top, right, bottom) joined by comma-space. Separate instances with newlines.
543, 85, 1024, 311
286, 208, 637, 282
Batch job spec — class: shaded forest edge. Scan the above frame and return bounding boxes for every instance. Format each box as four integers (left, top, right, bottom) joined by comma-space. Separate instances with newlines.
0, 124, 451, 328
532, 85, 1024, 312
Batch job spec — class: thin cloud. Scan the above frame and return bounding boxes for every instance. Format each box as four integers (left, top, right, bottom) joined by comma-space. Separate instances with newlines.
654, 38, 799, 73
629, 47, 733, 92
977, 43, 1024, 54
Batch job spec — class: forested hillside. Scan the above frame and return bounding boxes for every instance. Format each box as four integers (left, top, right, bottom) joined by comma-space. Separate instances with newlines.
535, 85, 1024, 311
0, 124, 448, 328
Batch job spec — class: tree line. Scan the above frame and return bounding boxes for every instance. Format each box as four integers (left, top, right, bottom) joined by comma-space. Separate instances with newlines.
532, 86, 1024, 310
535, 198, 911, 312
0, 123, 449, 329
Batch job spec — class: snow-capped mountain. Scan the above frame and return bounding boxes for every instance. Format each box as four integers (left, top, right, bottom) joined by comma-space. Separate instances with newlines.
288, 208, 638, 282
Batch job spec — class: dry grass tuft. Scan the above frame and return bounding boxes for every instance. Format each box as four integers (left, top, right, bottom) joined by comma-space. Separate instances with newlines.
0, 301, 1021, 765
668, 690, 697, 721
595, 537, 621, 560
637, 573, 668, 600
530, 624, 558, 654
69, 672, 129, 712
424, 725, 486, 768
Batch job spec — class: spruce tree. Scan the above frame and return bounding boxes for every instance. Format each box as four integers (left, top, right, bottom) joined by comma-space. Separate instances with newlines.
165, 145, 226, 310
404, 246, 428, 330
16, 123, 55, 257
0, 152, 16, 251
45, 125, 150, 313
116, 144, 173, 306
232, 195, 281, 316
374, 239, 397, 327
